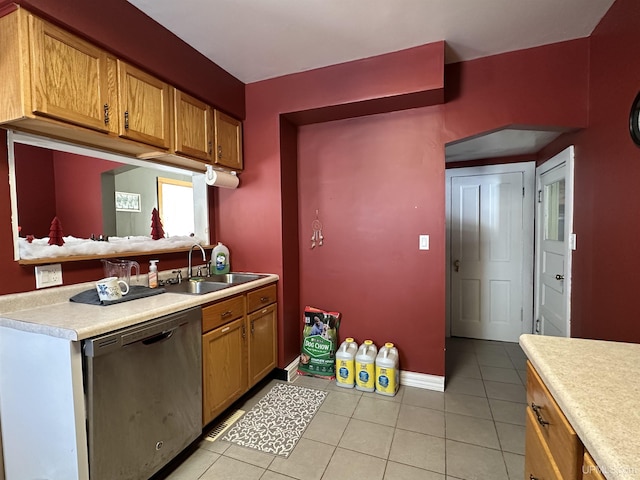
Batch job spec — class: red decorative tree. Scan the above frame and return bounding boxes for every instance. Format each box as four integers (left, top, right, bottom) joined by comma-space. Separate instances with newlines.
48, 216, 65, 246
150, 208, 165, 240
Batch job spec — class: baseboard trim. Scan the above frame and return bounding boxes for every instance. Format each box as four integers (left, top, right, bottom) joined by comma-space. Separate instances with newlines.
283, 355, 444, 392
284, 357, 299, 382
400, 370, 445, 392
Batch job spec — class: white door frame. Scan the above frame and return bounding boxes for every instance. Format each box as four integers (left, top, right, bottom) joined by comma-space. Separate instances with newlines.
445, 161, 536, 339
534, 146, 575, 337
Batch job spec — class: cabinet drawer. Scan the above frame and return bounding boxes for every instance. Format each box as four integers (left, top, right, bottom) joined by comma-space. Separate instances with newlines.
202, 295, 245, 333
247, 284, 277, 313
527, 361, 583, 479
582, 451, 606, 480
525, 407, 562, 480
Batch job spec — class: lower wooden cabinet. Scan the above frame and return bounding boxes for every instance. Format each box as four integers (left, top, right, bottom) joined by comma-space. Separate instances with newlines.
201, 283, 278, 426
202, 316, 247, 425
525, 361, 608, 480
525, 406, 562, 480
248, 304, 277, 385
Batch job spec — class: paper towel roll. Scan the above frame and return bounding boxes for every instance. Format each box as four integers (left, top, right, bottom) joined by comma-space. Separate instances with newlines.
205, 167, 239, 189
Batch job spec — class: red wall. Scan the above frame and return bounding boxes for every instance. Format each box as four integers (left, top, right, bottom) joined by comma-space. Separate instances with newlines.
52, 152, 115, 238
297, 109, 446, 373
215, 43, 447, 374
14, 144, 56, 237
14, 147, 117, 238
443, 38, 590, 143
216, 39, 591, 377
538, 0, 640, 342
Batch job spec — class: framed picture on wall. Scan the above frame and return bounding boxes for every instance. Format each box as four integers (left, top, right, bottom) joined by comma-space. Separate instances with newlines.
115, 191, 141, 212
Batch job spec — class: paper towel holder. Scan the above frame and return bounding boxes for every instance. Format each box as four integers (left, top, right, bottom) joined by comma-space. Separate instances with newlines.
205, 165, 239, 189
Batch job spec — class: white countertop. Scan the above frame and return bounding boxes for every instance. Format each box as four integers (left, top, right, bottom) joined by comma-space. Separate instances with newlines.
520, 334, 640, 480
0, 273, 278, 341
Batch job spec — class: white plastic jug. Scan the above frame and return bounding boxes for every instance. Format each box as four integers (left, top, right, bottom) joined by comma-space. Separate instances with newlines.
375, 343, 399, 396
355, 340, 377, 392
212, 242, 230, 274
335, 338, 358, 388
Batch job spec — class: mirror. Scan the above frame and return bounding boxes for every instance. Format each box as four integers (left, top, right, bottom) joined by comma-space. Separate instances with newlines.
7, 130, 210, 262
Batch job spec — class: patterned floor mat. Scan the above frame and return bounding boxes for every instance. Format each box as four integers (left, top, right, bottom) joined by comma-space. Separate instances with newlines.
221, 382, 327, 457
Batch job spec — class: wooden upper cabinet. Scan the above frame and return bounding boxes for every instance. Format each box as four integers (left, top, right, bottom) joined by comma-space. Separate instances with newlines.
0, 11, 113, 133
0, 8, 242, 170
214, 110, 243, 170
117, 61, 171, 150
174, 89, 213, 162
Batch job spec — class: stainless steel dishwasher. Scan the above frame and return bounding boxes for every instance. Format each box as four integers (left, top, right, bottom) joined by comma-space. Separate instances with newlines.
83, 307, 202, 480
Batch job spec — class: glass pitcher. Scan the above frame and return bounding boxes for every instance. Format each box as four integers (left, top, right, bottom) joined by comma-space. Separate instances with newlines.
102, 259, 140, 286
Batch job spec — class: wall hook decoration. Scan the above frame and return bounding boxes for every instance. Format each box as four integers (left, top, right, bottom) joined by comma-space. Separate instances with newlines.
311, 210, 324, 248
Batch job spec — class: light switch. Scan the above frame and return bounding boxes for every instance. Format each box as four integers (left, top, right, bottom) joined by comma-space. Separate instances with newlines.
419, 234, 430, 250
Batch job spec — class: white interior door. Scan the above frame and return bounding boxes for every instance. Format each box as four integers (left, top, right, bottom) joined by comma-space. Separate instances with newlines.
448, 163, 535, 342
535, 147, 574, 337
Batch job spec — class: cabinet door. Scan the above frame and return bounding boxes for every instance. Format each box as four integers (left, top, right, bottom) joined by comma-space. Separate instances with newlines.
202, 317, 247, 426
28, 15, 111, 132
174, 89, 213, 162
118, 61, 171, 149
214, 110, 243, 170
248, 303, 277, 386
525, 407, 562, 480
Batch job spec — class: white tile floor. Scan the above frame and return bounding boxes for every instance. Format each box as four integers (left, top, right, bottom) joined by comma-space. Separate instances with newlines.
154, 337, 527, 480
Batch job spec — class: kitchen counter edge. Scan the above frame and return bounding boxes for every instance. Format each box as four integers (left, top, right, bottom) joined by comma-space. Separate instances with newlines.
0, 273, 279, 341
519, 333, 640, 480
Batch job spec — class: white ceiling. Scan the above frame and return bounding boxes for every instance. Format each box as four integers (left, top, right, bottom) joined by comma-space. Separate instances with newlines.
126, 0, 614, 160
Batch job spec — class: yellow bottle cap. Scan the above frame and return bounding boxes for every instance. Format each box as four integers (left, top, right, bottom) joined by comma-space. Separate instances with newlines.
385, 342, 394, 348
346, 337, 354, 343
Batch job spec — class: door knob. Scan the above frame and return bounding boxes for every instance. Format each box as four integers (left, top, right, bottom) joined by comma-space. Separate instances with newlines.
454, 260, 460, 272
555, 274, 565, 280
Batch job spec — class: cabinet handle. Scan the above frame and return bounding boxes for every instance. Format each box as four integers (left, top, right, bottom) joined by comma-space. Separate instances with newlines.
103, 104, 110, 125
529, 475, 539, 480
531, 403, 549, 426
242, 324, 246, 339
251, 320, 255, 334
221, 326, 230, 333
260, 296, 269, 303
124, 110, 129, 130
208, 140, 213, 154
217, 145, 222, 159
220, 310, 232, 319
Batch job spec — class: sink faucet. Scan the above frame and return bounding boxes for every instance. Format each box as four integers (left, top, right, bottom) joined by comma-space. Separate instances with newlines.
188, 244, 207, 279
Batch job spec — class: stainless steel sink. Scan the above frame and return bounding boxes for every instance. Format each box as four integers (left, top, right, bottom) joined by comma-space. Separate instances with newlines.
162, 273, 266, 295
163, 280, 229, 295
206, 273, 265, 284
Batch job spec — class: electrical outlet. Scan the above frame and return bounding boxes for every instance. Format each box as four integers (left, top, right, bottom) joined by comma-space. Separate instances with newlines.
35, 264, 63, 289
419, 234, 430, 250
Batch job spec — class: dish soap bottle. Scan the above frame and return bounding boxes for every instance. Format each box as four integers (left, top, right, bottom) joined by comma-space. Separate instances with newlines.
148, 260, 159, 288
211, 242, 230, 274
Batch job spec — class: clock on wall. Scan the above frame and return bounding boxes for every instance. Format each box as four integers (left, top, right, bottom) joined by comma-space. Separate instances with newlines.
630, 91, 640, 146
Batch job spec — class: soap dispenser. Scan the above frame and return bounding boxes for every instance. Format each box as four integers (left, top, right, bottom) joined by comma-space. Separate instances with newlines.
211, 242, 230, 274
148, 260, 159, 288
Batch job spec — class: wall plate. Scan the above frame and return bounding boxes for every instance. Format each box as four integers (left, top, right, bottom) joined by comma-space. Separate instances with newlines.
35, 264, 63, 289
419, 234, 430, 250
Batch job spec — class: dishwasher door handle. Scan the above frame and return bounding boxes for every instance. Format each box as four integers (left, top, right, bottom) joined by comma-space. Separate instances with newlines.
141, 328, 176, 346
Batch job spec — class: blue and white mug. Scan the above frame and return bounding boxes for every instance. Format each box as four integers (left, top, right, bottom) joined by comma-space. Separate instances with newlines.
96, 276, 129, 301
